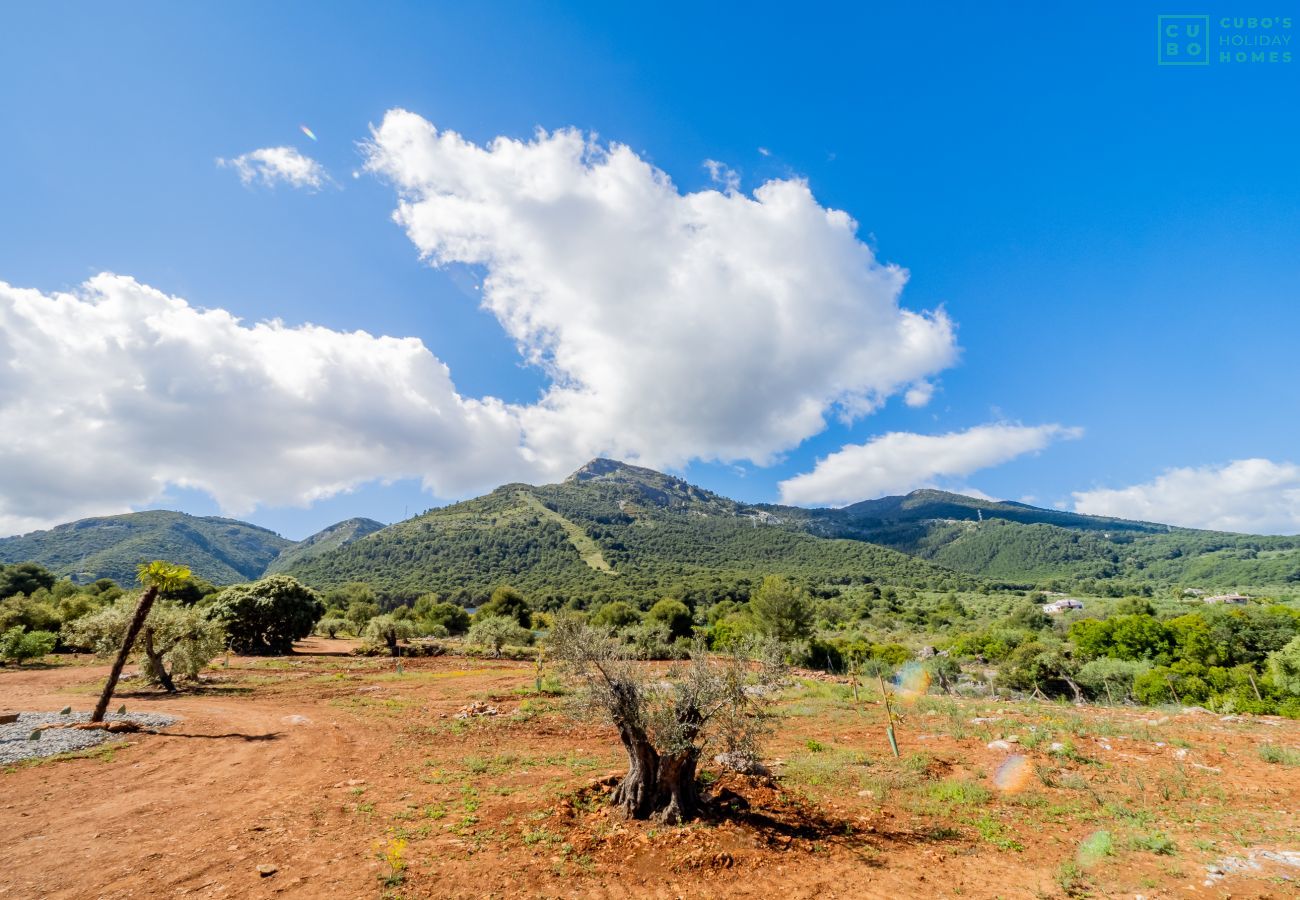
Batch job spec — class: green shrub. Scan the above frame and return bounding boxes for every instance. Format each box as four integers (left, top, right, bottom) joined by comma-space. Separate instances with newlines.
0, 626, 57, 665
204, 575, 324, 654
467, 615, 533, 657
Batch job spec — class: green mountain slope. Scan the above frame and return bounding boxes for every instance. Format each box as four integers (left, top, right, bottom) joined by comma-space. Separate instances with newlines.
0, 510, 294, 586
816, 489, 1300, 589
282, 460, 971, 601
264, 517, 386, 574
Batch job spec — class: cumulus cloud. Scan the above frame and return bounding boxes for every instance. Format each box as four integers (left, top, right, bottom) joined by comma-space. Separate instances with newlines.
0, 275, 533, 535
218, 146, 330, 190
363, 110, 958, 473
778, 423, 1082, 507
1072, 459, 1300, 534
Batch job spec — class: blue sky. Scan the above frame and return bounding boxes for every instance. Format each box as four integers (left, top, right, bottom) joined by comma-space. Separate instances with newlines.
1, 2, 1298, 539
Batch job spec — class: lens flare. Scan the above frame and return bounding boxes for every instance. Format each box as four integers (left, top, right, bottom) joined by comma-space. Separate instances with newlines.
894, 662, 931, 703
992, 754, 1033, 794
300, 124, 318, 141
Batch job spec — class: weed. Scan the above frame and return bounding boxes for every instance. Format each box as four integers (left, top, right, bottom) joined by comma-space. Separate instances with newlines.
974, 814, 1023, 851
928, 779, 992, 807
1055, 861, 1089, 897
1257, 744, 1300, 766
1129, 831, 1177, 856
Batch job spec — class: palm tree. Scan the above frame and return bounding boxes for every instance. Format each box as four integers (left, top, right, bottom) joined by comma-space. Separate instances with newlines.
90, 561, 191, 723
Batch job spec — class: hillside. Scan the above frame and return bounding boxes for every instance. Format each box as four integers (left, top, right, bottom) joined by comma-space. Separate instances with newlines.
0, 510, 293, 586
816, 489, 1300, 590
264, 517, 386, 574
281, 460, 970, 602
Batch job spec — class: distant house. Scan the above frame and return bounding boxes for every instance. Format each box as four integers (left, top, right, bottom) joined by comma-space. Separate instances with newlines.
1043, 598, 1085, 614
1204, 593, 1249, 605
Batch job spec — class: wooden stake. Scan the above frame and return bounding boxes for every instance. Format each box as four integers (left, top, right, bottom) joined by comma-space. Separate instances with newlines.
1164, 674, 1181, 705
1248, 671, 1263, 703
877, 673, 900, 758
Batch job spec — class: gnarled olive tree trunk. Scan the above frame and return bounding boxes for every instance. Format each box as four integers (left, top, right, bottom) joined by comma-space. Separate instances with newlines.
611, 721, 700, 823
142, 626, 176, 693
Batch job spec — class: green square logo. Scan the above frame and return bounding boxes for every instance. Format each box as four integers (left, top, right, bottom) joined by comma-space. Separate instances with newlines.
1158, 15, 1210, 65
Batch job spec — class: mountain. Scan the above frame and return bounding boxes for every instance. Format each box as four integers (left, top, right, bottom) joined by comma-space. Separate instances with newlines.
816, 489, 1300, 589
0, 510, 294, 586
264, 517, 386, 574
280, 459, 971, 601
6, 464, 1296, 598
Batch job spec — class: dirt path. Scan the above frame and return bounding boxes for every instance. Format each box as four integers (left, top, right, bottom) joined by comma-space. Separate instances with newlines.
2, 643, 1299, 898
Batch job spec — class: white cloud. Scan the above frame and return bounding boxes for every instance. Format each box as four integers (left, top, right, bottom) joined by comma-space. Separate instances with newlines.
703, 159, 740, 193
218, 146, 330, 190
904, 381, 935, 407
778, 423, 1081, 507
1072, 459, 1300, 534
363, 110, 958, 473
0, 275, 533, 535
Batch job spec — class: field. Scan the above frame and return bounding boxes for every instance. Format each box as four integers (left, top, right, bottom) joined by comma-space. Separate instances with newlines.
3, 641, 1299, 899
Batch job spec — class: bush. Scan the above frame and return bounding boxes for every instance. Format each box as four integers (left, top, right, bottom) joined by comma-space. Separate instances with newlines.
1076, 657, 1151, 702
204, 575, 324, 654
0, 626, 57, 665
467, 615, 533, 657
646, 599, 693, 640
62, 600, 224, 687
422, 601, 471, 635
1268, 636, 1300, 695
476, 586, 532, 628
590, 601, 641, 630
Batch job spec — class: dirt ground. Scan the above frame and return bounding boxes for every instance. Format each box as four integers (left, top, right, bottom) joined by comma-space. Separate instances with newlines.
2, 639, 1298, 899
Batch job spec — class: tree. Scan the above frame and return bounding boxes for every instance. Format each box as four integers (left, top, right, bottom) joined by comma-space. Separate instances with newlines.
0, 626, 57, 665
645, 599, 693, 640
748, 575, 812, 642
91, 561, 192, 722
467, 615, 532, 657
364, 614, 419, 657
65, 599, 225, 692
0, 562, 56, 601
316, 617, 347, 638
204, 575, 324, 654
421, 601, 471, 635
477, 585, 532, 628
1268, 636, 1300, 696
548, 618, 785, 823
590, 601, 641, 630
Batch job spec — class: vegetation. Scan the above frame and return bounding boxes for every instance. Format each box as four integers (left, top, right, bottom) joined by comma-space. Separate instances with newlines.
0, 625, 57, 665
264, 517, 385, 574
467, 615, 533, 657
549, 617, 785, 822
92, 560, 193, 721
64, 597, 225, 691
203, 575, 324, 654
0, 510, 292, 586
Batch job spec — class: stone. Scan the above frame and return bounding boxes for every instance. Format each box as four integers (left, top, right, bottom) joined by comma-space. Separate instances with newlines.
256, 864, 278, 877
986, 740, 1012, 751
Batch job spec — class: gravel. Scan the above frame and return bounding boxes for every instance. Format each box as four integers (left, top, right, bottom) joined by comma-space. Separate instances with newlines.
0, 710, 180, 765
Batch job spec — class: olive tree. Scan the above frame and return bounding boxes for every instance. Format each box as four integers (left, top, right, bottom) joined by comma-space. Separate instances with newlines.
467, 615, 532, 657
364, 614, 419, 657
204, 575, 324, 654
66, 599, 225, 692
548, 617, 785, 823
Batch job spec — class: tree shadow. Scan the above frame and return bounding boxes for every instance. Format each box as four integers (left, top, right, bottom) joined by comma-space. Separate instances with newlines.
160, 731, 283, 742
